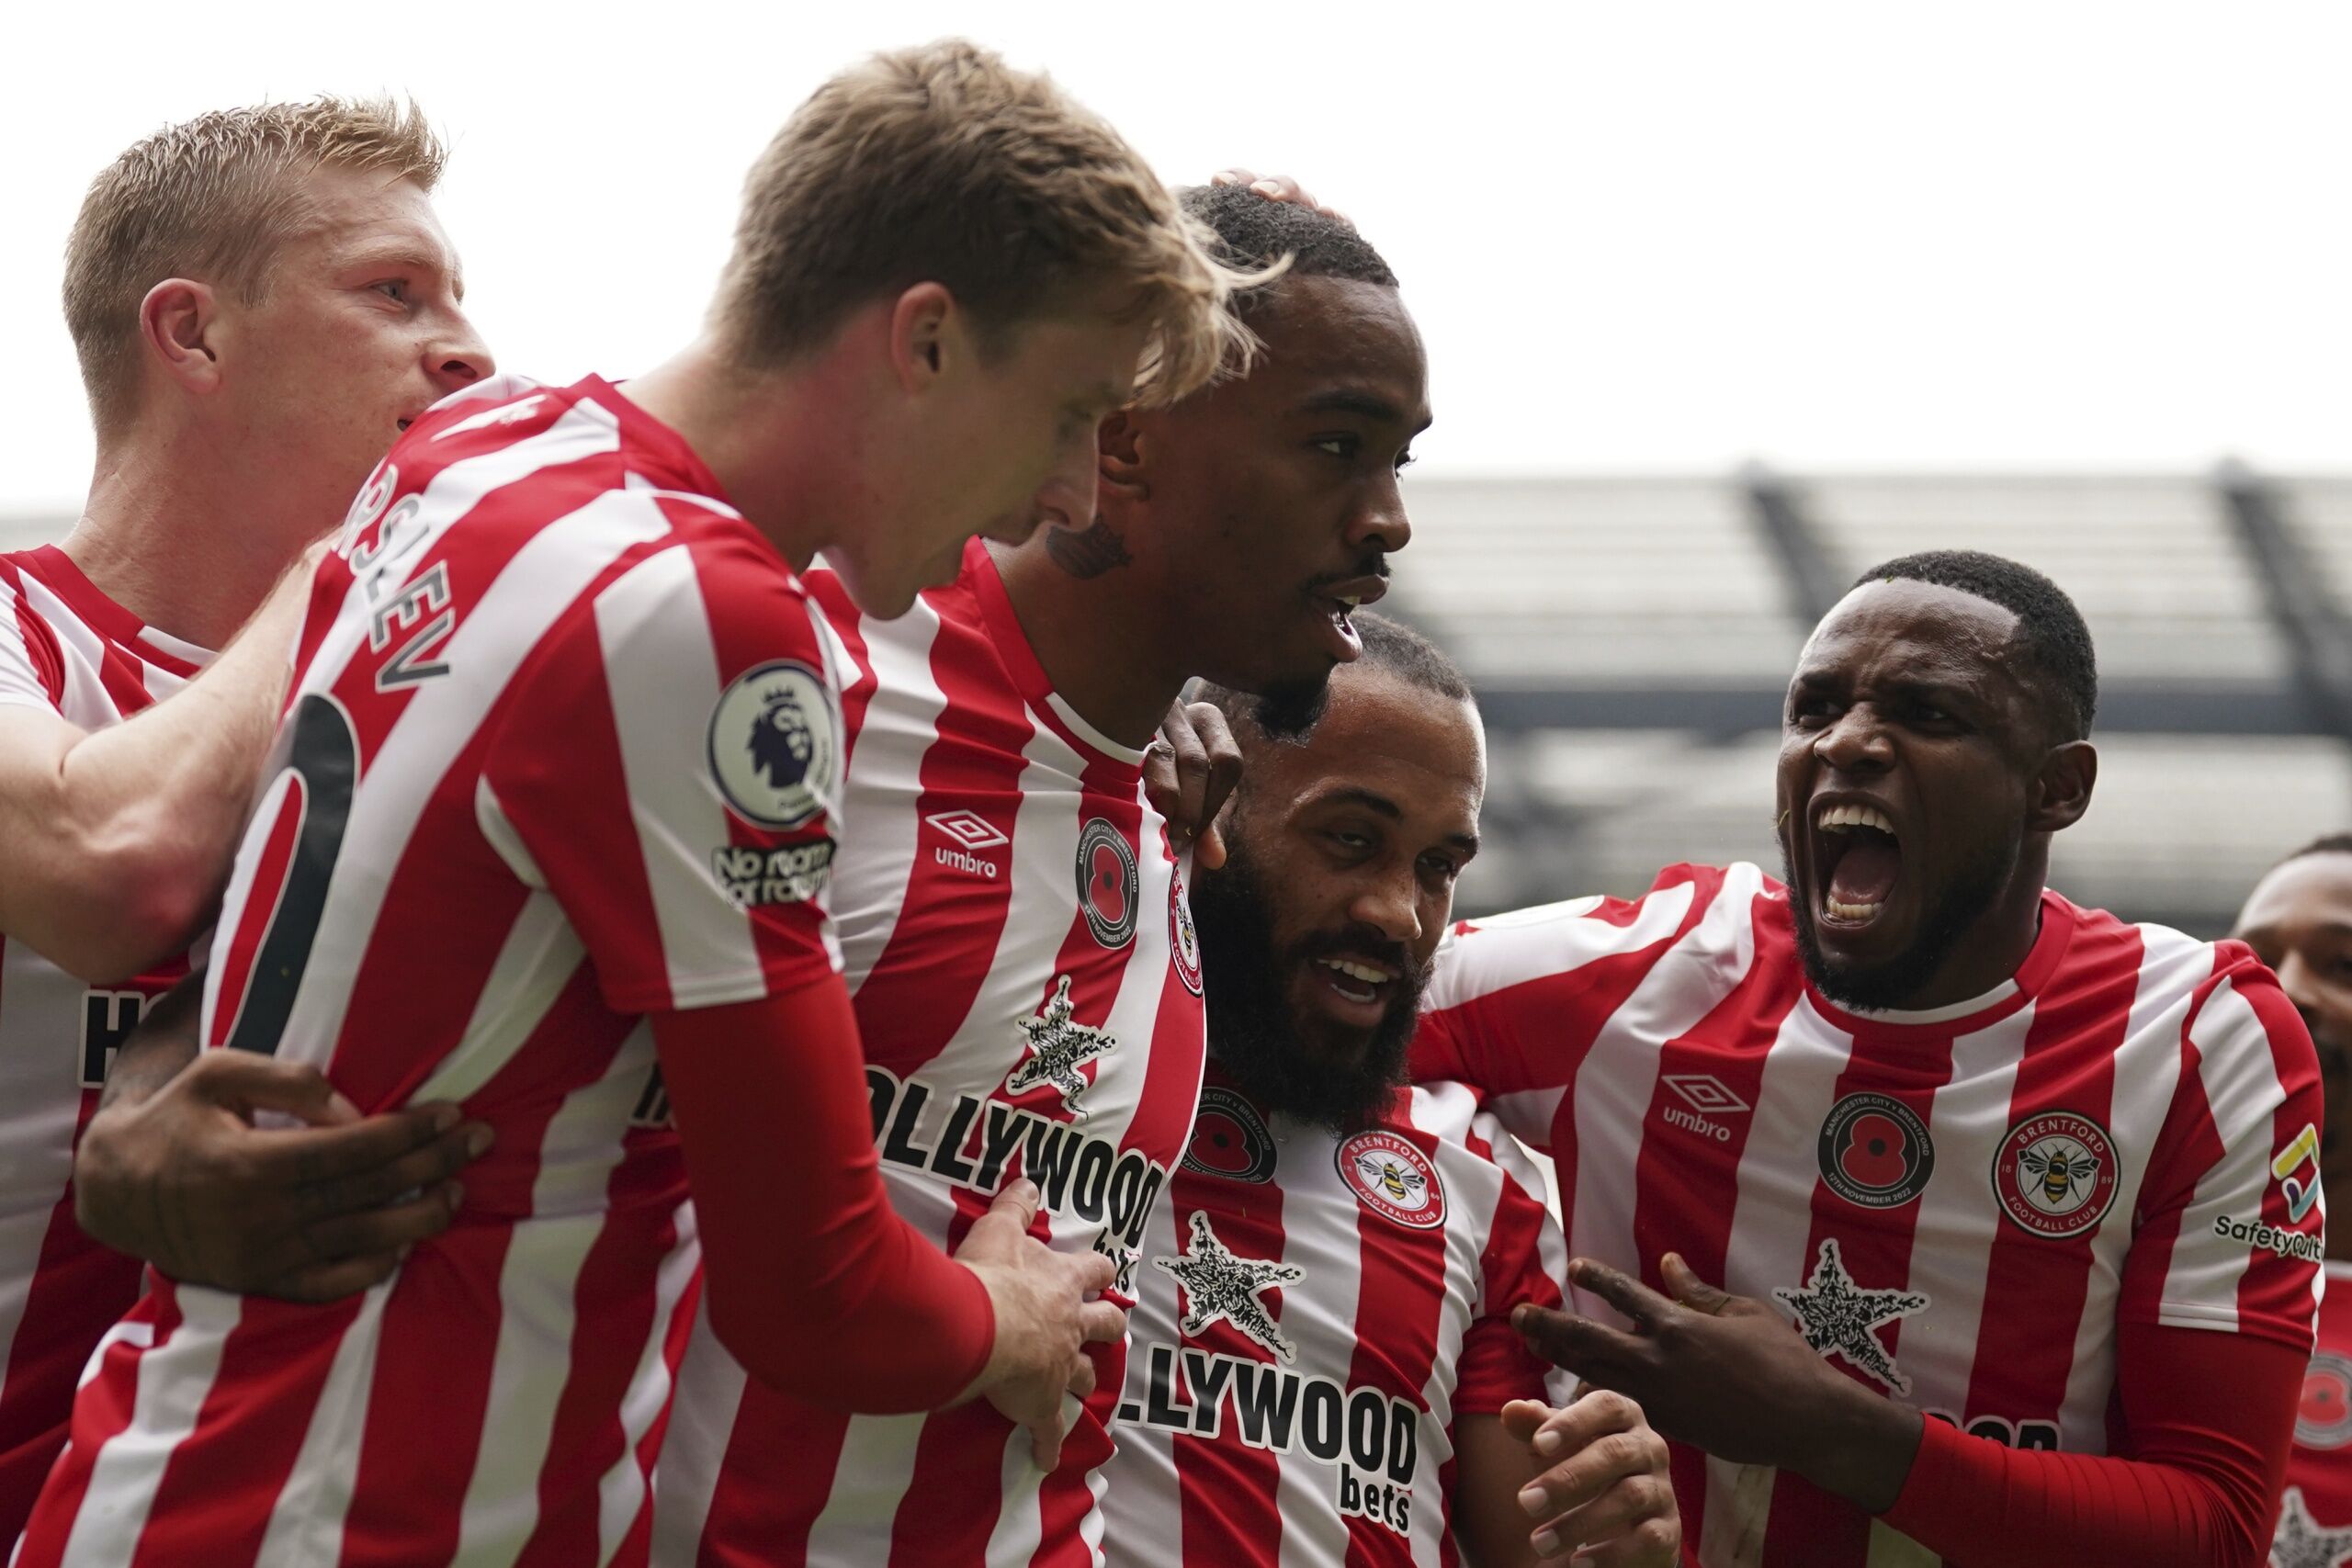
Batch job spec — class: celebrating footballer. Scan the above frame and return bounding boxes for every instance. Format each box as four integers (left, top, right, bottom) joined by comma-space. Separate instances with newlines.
0, 27, 2330, 1568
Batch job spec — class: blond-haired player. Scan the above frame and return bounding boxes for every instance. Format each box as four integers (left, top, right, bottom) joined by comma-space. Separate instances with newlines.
27, 42, 1251, 1567
0, 97, 498, 1537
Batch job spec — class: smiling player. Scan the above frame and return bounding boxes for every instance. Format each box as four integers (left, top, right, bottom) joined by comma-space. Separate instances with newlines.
1099, 614, 1680, 1567
1415, 551, 2323, 1566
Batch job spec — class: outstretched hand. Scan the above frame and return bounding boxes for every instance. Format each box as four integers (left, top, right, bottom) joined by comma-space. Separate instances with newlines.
1512, 1254, 1924, 1513
956, 1179, 1128, 1471
1501, 1390, 1680, 1565
76, 1047, 489, 1303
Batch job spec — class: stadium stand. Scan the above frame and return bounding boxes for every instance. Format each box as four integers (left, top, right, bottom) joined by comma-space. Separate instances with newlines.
1385, 468, 2352, 934
8, 468, 2346, 935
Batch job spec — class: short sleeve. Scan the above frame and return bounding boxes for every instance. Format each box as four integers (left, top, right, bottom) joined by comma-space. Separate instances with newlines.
1410, 864, 1740, 1151
2120, 953, 2325, 1354
0, 564, 62, 712
481, 523, 843, 1014
1453, 1108, 1577, 1415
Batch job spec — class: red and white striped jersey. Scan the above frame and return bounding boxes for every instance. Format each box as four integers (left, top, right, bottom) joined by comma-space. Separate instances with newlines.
19, 374, 848, 1568
0, 547, 204, 1537
652, 540, 1209, 1568
1411, 862, 2325, 1568
1097, 1066, 1574, 1567
2277, 1261, 2352, 1567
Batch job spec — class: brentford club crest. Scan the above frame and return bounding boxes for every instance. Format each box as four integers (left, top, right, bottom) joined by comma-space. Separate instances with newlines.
2301, 1352, 2352, 1450
1337, 1130, 1446, 1230
1182, 1086, 1276, 1183
1168, 865, 1203, 995
1992, 1111, 2120, 1239
1076, 818, 1139, 949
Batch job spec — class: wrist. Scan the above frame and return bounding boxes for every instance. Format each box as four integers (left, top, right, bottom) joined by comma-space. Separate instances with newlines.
1793, 1381, 1923, 1514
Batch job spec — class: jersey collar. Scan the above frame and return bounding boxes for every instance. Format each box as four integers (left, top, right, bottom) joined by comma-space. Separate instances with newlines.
1804, 888, 2079, 1040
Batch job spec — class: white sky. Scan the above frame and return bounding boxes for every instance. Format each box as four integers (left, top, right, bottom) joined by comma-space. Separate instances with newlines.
6, 0, 2348, 513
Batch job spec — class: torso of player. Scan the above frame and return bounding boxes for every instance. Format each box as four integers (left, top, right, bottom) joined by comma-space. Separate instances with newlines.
2278, 1261, 2352, 1566
813, 552, 1205, 1287
1099, 1072, 1567, 1568
0, 547, 202, 1521
1419, 862, 2323, 1566
649, 544, 1207, 1568
18, 377, 845, 1568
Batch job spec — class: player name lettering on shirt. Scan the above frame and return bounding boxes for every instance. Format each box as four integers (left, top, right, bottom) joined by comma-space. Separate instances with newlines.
1117, 1341, 1420, 1537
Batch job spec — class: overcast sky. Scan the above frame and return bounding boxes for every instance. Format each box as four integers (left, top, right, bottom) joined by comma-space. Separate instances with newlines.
6, 1, 2347, 513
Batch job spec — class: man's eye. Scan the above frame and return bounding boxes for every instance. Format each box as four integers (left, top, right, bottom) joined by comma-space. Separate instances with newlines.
372, 281, 409, 302
1313, 436, 1357, 459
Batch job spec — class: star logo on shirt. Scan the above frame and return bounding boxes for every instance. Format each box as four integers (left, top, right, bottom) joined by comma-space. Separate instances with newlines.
1153, 1211, 1306, 1363
1770, 1236, 1929, 1396
2273, 1486, 2352, 1568
1004, 975, 1116, 1119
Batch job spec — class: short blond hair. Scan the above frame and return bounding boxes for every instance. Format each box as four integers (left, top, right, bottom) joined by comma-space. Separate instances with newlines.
712, 40, 1255, 408
63, 96, 447, 434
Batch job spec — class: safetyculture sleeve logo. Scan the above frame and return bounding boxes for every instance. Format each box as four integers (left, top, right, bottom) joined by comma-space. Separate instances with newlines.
2276, 1124, 2324, 1224
1817, 1091, 1935, 1209
1991, 1111, 2120, 1239
707, 660, 837, 830
1337, 1130, 1446, 1231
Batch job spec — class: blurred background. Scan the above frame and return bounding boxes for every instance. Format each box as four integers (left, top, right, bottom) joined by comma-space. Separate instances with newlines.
6, 1, 2348, 932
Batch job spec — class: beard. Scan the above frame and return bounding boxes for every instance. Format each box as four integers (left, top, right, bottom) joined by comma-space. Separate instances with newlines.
1190, 838, 1430, 1136
1250, 675, 1330, 740
1783, 823, 2020, 1013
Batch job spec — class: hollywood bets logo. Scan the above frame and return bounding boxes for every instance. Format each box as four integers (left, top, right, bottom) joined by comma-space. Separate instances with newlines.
1077, 817, 1139, 949
1816, 1092, 1935, 1209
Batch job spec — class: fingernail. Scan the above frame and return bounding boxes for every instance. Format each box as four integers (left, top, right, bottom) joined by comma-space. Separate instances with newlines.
1533, 1427, 1563, 1456
431, 1104, 460, 1133
1251, 180, 1282, 196
1532, 1527, 1561, 1557
1518, 1484, 1547, 1517
465, 1126, 493, 1158
444, 1182, 464, 1211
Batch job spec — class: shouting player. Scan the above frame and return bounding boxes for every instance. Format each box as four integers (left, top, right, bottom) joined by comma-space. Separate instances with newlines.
0, 99, 497, 1539
1102, 613, 1681, 1567
1413, 551, 2323, 1566
649, 183, 1423, 1566
2232, 834, 2352, 1567
19, 43, 1242, 1567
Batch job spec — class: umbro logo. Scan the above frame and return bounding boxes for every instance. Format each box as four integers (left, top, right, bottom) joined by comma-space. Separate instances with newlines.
1661, 1074, 1749, 1145
927, 809, 1008, 879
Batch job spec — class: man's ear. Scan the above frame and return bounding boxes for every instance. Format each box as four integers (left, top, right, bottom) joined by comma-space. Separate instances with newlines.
887, 281, 957, 393
2029, 739, 2098, 835
138, 278, 225, 399
1098, 410, 1150, 504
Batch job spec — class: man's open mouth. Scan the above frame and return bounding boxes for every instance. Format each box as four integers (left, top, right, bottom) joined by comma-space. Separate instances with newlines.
1812, 800, 1903, 927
